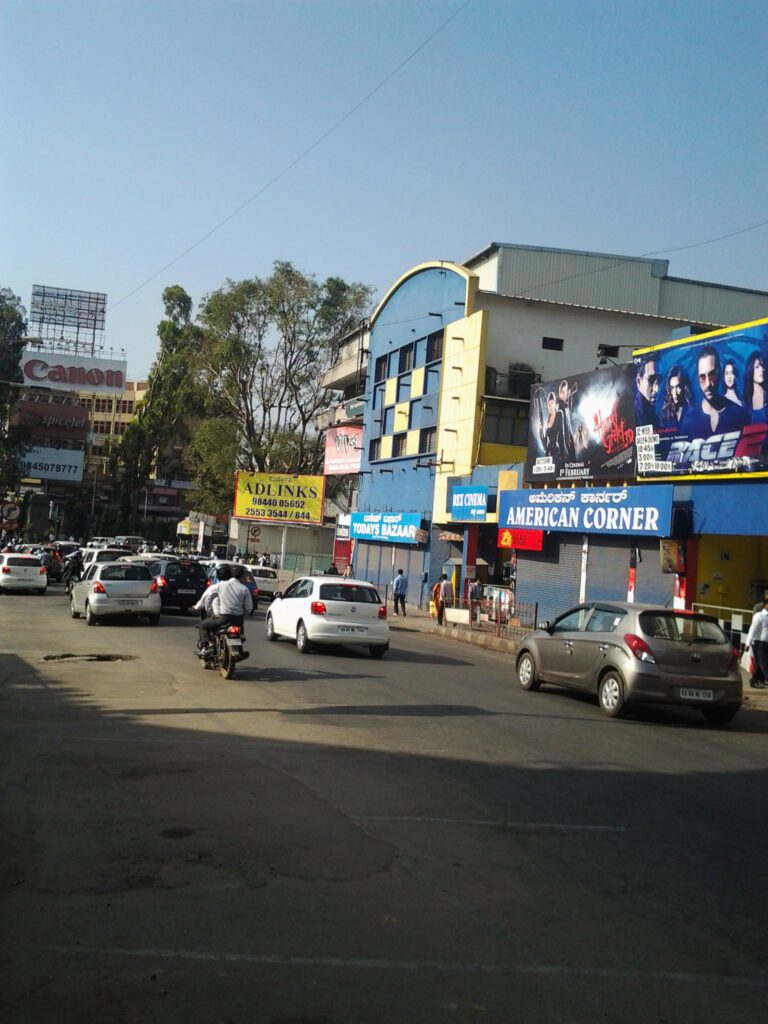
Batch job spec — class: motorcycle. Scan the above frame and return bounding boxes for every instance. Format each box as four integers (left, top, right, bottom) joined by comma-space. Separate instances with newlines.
198, 618, 250, 679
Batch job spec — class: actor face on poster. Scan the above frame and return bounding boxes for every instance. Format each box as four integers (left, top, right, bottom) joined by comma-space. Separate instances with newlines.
527, 365, 635, 483
633, 322, 768, 476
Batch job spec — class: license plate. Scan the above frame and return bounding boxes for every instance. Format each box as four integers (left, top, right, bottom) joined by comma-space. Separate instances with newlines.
339, 626, 367, 633
679, 688, 714, 701
178, 589, 195, 594
118, 600, 141, 607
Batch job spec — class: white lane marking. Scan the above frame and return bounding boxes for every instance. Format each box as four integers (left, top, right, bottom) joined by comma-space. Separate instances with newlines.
358, 815, 626, 832
42, 946, 768, 987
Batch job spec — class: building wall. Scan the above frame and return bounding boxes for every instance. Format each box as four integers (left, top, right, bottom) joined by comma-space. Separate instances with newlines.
694, 535, 768, 613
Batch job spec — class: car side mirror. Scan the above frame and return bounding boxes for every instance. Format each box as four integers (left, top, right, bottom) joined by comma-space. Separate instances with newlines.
538, 620, 551, 632
274, 591, 282, 599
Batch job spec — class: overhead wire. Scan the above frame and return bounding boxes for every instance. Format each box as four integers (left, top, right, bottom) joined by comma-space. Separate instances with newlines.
107, 0, 474, 314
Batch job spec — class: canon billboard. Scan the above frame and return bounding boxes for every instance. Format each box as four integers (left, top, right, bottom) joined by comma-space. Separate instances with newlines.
20, 349, 127, 395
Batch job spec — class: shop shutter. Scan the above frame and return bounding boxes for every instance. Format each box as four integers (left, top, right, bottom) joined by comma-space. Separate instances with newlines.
516, 537, 583, 622
586, 536, 674, 606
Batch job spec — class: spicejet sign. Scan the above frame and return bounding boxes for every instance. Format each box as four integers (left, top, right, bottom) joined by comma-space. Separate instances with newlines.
20, 349, 127, 395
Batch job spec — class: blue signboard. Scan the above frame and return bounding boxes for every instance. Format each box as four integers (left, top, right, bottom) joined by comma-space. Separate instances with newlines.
350, 511, 427, 545
451, 486, 488, 522
498, 485, 674, 537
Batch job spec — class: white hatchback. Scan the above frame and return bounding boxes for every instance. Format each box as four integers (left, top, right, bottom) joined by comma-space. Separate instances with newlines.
266, 576, 389, 657
247, 565, 280, 598
0, 554, 48, 594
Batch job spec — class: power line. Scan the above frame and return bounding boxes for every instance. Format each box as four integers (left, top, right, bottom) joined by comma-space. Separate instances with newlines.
108, 0, 474, 314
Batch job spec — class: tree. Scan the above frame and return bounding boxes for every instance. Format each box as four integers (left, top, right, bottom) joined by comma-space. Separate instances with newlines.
183, 417, 240, 514
0, 289, 30, 492
197, 261, 372, 474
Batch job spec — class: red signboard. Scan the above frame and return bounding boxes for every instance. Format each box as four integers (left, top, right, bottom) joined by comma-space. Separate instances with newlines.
13, 399, 89, 441
497, 528, 544, 551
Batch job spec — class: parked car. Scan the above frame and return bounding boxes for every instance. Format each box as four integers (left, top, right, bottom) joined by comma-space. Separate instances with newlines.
70, 562, 161, 625
515, 602, 742, 726
0, 553, 48, 594
207, 562, 260, 610
247, 565, 280, 599
266, 576, 389, 657
149, 557, 209, 612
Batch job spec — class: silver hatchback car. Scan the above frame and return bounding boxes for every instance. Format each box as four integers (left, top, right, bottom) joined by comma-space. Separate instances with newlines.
516, 602, 742, 726
70, 561, 162, 625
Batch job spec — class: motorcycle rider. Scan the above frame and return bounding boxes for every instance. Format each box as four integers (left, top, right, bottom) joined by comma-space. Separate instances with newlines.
193, 563, 252, 655
63, 549, 84, 592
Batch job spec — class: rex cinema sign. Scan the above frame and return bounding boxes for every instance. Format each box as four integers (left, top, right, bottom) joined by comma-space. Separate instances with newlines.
21, 350, 127, 395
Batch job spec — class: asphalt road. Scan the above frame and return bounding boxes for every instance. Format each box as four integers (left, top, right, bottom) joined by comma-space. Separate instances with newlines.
2, 585, 767, 1024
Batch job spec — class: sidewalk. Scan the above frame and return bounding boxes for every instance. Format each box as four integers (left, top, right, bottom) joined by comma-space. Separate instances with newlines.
388, 600, 768, 713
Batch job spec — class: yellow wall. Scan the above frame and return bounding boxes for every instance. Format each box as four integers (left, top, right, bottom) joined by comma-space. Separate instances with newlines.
432, 309, 488, 522
478, 443, 527, 468
384, 377, 397, 407
394, 401, 410, 431
380, 435, 393, 459
406, 429, 420, 456
411, 366, 425, 399
695, 535, 768, 612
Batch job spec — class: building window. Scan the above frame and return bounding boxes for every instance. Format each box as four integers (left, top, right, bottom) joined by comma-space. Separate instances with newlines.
599, 344, 619, 358
425, 367, 440, 394
420, 427, 437, 454
409, 399, 421, 430
369, 438, 381, 461
374, 355, 388, 382
373, 383, 385, 410
392, 432, 407, 457
426, 331, 443, 363
398, 344, 414, 374
382, 408, 394, 435
481, 401, 529, 446
397, 375, 411, 402
542, 336, 564, 351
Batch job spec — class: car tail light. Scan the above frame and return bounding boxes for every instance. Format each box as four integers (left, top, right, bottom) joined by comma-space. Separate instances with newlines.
730, 647, 740, 669
205, 578, 212, 587
1, 566, 10, 574
149, 580, 159, 593
157, 576, 168, 588
227, 625, 242, 636
39, 567, 47, 575
92, 581, 106, 594
310, 601, 327, 615
624, 633, 656, 663
378, 605, 387, 620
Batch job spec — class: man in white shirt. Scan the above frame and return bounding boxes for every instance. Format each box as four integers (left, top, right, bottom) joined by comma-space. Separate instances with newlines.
194, 564, 253, 650
746, 596, 768, 689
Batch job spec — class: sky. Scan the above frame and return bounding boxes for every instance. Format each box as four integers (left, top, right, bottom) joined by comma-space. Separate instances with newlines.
2, 0, 767, 378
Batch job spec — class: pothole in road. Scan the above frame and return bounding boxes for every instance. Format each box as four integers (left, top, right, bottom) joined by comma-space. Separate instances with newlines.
41, 654, 138, 663
160, 827, 197, 839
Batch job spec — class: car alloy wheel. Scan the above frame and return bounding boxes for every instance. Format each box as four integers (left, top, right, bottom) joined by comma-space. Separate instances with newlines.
517, 651, 540, 691
598, 671, 625, 717
70, 598, 81, 619
296, 621, 310, 654
85, 602, 97, 626
266, 614, 277, 641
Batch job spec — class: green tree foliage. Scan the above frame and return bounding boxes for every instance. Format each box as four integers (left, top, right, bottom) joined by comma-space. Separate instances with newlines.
117, 286, 207, 529
197, 261, 372, 474
183, 417, 240, 514
0, 289, 30, 491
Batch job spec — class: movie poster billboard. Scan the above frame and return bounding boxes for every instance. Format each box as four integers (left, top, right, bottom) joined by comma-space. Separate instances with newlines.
632, 317, 768, 479
525, 365, 635, 483
323, 425, 363, 475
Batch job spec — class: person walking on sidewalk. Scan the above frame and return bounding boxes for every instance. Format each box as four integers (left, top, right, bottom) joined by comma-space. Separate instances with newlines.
746, 595, 768, 689
392, 568, 408, 616
436, 573, 454, 626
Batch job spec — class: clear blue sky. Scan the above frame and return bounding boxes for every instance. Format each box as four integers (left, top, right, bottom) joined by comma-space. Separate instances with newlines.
2, 0, 767, 377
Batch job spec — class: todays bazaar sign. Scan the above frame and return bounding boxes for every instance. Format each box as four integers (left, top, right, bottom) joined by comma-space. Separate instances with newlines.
498, 486, 673, 537
350, 512, 427, 545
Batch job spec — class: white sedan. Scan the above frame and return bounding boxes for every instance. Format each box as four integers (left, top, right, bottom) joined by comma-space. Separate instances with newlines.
266, 575, 390, 657
0, 553, 48, 594
70, 561, 162, 625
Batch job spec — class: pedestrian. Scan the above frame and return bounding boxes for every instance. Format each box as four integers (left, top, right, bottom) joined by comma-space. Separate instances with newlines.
746, 595, 768, 689
40, 549, 53, 572
469, 578, 483, 623
392, 568, 408, 616
343, 563, 354, 579
326, 562, 340, 576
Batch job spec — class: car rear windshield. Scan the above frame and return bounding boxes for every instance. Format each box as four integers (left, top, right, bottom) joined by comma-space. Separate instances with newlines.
100, 565, 152, 581
166, 562, 206, 581
7, 556, 41, 566
95, 550, 128, 562
639, 612, 727, 644
319, 583, 381, 603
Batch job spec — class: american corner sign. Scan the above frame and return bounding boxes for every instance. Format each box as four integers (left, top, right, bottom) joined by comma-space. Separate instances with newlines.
498, 486, 674, 538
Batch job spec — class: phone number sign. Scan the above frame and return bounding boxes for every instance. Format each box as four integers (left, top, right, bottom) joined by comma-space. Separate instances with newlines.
233, 472, 325, 525
20, 446, 84, 482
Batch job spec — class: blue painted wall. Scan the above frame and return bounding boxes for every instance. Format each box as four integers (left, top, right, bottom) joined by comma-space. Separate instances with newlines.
355, 266, 468, 589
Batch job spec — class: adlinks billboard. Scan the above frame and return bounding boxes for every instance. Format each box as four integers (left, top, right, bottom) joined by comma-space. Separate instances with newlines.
233, 472, 325, 525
